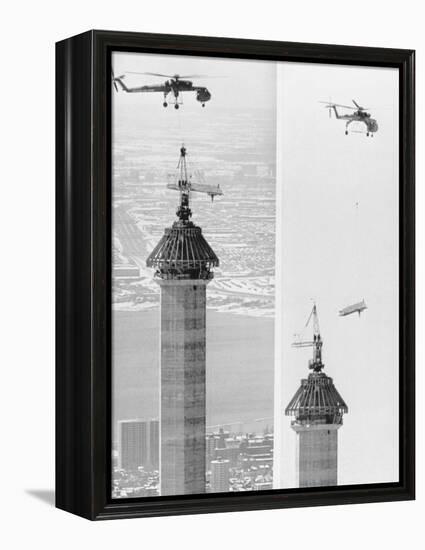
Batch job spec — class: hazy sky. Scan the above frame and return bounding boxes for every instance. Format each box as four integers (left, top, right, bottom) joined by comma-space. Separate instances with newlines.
274, 62, 399, 488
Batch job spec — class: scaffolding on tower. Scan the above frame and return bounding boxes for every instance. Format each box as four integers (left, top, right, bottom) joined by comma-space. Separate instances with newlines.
287, 304, 348, 424
147, 145, 223, 280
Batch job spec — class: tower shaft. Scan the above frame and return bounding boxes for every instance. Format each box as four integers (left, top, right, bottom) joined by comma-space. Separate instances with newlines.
159, 279, 208, 495
286, 372, 347, 488
293, 422, 340, 488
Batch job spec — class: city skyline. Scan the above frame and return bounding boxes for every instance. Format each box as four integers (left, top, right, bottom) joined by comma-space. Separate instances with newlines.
113, 421, 274, 498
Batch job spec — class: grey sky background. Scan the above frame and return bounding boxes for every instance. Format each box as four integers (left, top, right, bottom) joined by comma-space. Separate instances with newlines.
274, 62, 399, 487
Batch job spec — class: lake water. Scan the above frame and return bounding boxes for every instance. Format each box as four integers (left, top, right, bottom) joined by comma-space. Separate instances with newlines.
112, 308, 274, 443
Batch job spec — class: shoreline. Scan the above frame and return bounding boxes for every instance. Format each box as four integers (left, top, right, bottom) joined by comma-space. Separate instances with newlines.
112, 308, 275, 436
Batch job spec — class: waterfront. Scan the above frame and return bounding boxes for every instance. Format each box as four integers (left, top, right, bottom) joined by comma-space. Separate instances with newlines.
112, 308, 274, 437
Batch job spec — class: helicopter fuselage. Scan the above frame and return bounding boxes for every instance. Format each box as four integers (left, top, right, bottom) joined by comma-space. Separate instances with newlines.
331, 105, 378, 135
165, 79, 211, 105
167, 78, 194, 92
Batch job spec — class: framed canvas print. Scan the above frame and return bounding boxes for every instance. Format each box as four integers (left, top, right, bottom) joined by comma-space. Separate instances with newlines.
56, 30, 415, 520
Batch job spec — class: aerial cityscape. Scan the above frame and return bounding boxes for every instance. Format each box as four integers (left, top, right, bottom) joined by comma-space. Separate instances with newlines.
112, 108, 276, 319
112, 423, 273, 498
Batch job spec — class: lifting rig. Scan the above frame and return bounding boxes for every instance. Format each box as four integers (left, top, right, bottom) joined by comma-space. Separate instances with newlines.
292, 304, 324, 373
167, 145, 223, 222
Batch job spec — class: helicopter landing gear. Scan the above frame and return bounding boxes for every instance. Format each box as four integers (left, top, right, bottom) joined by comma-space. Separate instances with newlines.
366, 132, 369, 137
202, 103, 205, 107
345, 130, 348, 135
174, 103, 179, 110
163, 102, 168, 108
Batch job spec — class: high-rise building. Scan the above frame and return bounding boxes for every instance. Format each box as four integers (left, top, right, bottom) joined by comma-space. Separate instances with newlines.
147, 146, 221, 496
285, 306, 348, 488
206, 434, 220, 463
118, 419, 159, 471
210, 459, 230, 493
214, 445, 241, 467
149, 418, 160, 470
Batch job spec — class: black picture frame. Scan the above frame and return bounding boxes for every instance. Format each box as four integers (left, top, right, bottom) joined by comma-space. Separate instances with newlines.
56, 29, 415, 520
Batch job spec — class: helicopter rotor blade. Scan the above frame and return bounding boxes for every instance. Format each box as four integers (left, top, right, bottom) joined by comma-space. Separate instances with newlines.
352, 99, 371, 110
319, 101, 356, 110
123, 71, 212, 79
125, 71, 173, 78
176, 74, 208, 78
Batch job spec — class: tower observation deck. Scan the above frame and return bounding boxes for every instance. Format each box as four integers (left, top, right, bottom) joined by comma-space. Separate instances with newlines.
285, 305, 348, 488
146, 145, 222, 496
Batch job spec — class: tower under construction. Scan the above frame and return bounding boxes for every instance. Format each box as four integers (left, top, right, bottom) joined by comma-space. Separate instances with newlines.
286, 305, 348, 488
147, 145, 222, 496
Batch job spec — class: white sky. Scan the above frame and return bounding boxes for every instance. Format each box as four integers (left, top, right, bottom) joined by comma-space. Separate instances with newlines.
274, 62, 399, 488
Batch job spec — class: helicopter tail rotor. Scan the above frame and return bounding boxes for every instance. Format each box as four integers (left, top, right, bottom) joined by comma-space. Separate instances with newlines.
319, 102, 334, 118
111, 69, 126, 92
111, 69, 118, 92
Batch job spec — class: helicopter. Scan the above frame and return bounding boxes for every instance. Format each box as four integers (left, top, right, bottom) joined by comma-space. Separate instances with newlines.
320, 99, 379, 137
111, 70, 211, 109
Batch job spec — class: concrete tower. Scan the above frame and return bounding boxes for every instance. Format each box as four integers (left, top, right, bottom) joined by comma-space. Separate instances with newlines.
147, 145, 222, 496
285, 305, 348, 488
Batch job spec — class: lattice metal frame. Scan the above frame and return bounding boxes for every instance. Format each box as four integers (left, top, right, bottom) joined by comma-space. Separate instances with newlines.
146, 221, 219, 279
285, 372, 348, 418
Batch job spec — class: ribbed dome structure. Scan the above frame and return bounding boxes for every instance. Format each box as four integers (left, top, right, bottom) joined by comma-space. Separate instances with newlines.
285, 372, 348, 422
146, 221, 219, 280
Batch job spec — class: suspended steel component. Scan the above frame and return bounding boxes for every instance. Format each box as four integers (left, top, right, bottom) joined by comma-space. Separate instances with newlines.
339, 299, 367, 317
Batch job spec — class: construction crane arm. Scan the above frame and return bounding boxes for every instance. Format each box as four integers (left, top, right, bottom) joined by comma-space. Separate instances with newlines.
305, 304, 320, 335
291, 304, 324, 372
292, 341, 315, 348
190, 182, 223, 197
167, 181, 223, 200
